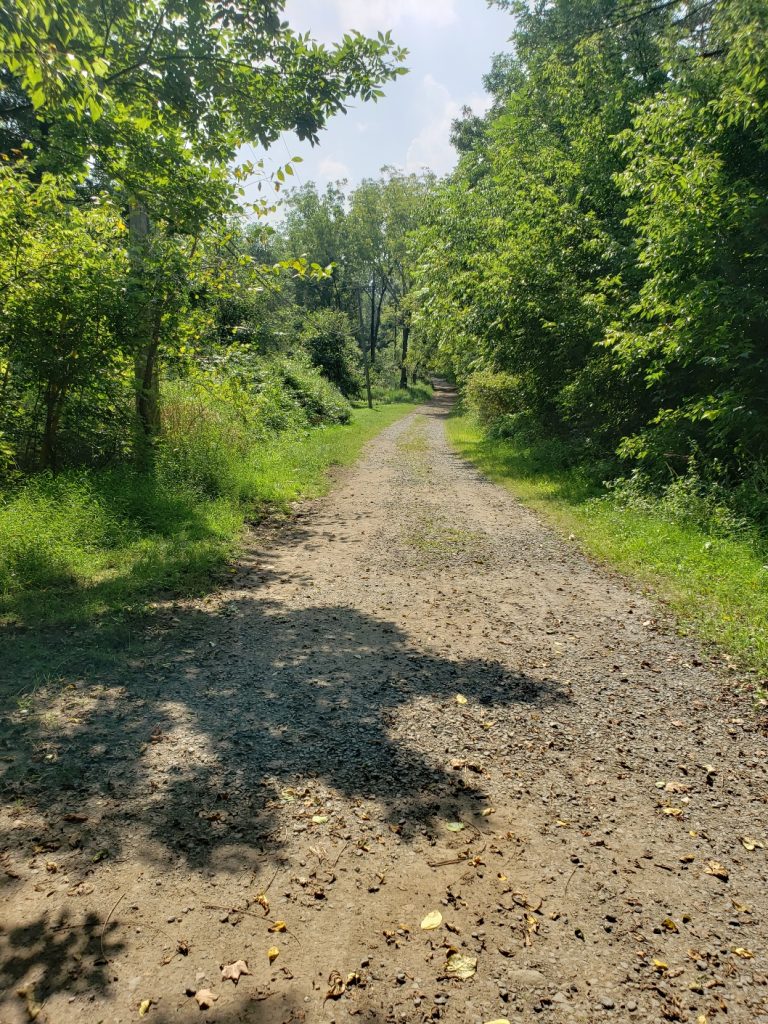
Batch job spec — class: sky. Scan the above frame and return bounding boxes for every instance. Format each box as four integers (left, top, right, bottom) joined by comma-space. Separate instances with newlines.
242, 0, 515, 206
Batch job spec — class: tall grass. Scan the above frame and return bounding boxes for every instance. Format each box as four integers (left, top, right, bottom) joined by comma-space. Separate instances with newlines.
0, 383, 419, 627
448, 414, 768, 682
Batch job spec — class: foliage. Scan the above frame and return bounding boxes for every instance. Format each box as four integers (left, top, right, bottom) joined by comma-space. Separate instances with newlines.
412, 0, 768, 517
300, 309, 364, 397
449, 413, 768, 677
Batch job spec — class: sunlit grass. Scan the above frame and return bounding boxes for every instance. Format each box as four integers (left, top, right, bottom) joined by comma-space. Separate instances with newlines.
0, 402, 416, 628
448, 414, 768, 679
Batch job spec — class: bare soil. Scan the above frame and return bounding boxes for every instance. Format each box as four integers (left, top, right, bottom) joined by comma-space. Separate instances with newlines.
1, 386, 767, 1024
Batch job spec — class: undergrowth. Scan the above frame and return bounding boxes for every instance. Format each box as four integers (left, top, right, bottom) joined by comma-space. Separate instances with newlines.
0, 373, 420, 628
448, 414, 768, 686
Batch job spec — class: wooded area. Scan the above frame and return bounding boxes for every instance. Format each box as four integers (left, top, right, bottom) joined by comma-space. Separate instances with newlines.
412, 0, 768, 527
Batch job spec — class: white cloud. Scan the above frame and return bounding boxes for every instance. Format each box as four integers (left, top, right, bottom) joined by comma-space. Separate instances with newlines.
318, 157, 350, 180
285, 0, 458, 39
404, 74, 491, 176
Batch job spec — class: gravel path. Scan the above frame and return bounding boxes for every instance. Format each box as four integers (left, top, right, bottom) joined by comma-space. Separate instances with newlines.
1, 387, 767, 1024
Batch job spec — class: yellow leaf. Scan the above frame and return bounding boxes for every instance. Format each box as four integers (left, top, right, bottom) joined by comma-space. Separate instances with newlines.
680, 853, 695, 863
421, 911, 443, 930
139, 1000, 151, 1017
741, 836, 764, 851
662, 918, 679, 932
267, 946, 279, 964
732, 947, 754, 959
653, 959, 668, 973
662, 806, 683, 817
444, 952, 477, 980
704, 859, 729, 881
484, 1020, 512, 1024
269, 920, 286, 932
312, 814, 328, 824
455, 694, 468, 705
481, 807, 495, 817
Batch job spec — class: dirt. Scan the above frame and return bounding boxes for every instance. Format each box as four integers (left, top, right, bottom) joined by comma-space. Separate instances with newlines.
1, 385, 767, 1024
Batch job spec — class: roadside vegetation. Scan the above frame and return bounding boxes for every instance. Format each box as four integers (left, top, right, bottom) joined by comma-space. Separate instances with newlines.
449, 413, 768, 685
410, 0, 767, 685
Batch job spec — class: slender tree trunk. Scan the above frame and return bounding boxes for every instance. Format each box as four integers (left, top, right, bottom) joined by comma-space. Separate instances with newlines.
368, 278, 377, 366
356, 287, 373, 410
128, 199, 161, 444
40, 381, 66, 472
399, 322, 410, 388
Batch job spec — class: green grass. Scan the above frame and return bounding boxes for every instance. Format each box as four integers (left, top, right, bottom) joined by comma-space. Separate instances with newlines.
0, 402, 416, 628
448, 414, 768, 683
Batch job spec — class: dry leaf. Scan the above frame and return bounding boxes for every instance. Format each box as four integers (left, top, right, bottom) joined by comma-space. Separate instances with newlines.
444, 821, 465, 832
312, 814, 328, 824
652, 959, 669, 973
455, 694, 468, 705
704, 860, 729, 881
662, 918, 679, 933
741, 836, 764, 851
254, 893, 270, 915
484, 1020, 511, 1024
195, 990, 218, 1009
420, 911, 443, 930
221, 960, 250, 984
269, 920, 286, 932
662, 806, 683, 817
267, 946, 279, 964
444, 952, 477, 980
139, 999, 151, 1017
680, 853, 695, 863
326, 970, 346, 999
730, 898, 751, 913
481, 807, 495, 817
732, 947, 754, 959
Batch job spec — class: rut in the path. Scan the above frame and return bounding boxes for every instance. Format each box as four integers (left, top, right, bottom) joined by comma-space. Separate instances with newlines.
1, 387, 767, 1024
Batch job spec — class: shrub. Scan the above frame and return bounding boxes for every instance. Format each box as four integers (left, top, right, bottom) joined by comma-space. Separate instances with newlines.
465, 369, 524, 431
300, 309, 364, 397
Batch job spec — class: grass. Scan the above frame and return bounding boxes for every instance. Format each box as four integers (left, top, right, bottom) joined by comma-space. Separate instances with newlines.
0, 401, 418, 629
447, 414, 768, 684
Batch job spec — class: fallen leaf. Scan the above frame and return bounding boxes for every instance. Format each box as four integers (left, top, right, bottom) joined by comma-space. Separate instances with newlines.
269, 920, 286, 933
444, 821, 465, 832
326, 970, 346, 1000
195, 990, 218, 1009
741, 836, 764, 851
704, 860, 729, 881
139, 999, 151, 1017
653, 959, 669, 974
455, 694, 468, 705
730, 898, 751, 913
481, 807, 495, 817
483, 1020, 511, 1024
662, 807, 683, 817
420, 911, 443, 930
346, 971, 362, 986
444, 952, 477, 980
267, 946, 279, 964
254, 893, 270, 915
312, 815, 328, 825
732, 947, 754, 959
221, 960, 250, 984
680, 854, 695, 863
662, 918, 679, 933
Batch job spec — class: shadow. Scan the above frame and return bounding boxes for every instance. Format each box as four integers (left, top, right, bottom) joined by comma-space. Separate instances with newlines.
0, 387, 570, 1011
0, 909, 124, 1004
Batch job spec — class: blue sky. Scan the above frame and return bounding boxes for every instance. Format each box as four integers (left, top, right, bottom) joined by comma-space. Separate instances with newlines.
243, 0, 515, 202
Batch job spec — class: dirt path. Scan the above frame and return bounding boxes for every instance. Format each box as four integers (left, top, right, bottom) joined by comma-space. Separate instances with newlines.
2, 387, 767, 1024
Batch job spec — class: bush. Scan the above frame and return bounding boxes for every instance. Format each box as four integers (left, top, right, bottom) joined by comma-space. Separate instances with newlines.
300, 309, 364, 397
464, 369, 524, 432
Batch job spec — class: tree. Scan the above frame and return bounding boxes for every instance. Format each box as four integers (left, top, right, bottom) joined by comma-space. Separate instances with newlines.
1, 0, 407, 437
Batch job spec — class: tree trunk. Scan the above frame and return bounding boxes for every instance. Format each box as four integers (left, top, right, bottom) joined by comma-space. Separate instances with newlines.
356, 287, 373, 409
368, 279, 377, 366
40, 381, 66, 472
399, 322, 410, 389
128, 200, 161, 443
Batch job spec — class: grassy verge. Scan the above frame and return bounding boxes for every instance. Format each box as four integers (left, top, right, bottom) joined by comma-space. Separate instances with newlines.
448, 414, 768, 683
0, 401, 418, 629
